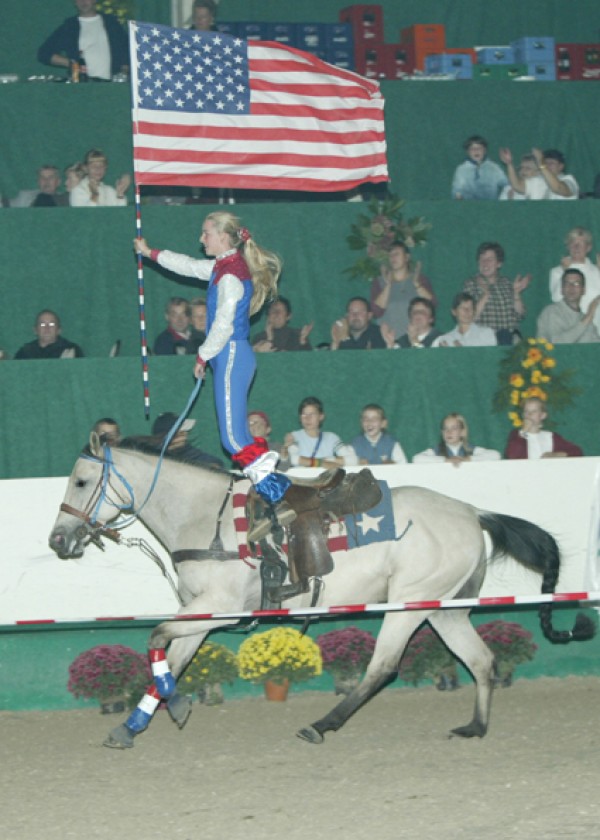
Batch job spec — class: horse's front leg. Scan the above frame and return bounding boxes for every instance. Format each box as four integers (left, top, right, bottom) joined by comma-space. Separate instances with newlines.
298, 611, 428, 744
103, 617, 232, 750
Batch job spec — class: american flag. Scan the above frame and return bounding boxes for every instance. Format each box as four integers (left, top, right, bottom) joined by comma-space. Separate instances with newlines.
129, 21, 388, 192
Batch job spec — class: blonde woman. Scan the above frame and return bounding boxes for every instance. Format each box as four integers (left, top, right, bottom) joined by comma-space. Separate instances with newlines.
135, 211, 290, 502
412, 413, 501, 468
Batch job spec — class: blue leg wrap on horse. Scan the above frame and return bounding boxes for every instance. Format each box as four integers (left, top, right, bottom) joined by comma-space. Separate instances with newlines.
255, 472, 292, 504
153, 672, 176, 698
125, 692, 160, 733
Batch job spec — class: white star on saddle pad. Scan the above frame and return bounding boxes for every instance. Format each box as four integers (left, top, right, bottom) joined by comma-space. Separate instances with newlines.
358, 512, 385, 535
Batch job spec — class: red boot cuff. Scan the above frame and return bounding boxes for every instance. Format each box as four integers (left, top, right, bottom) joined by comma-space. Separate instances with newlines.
231, 438, 269, 468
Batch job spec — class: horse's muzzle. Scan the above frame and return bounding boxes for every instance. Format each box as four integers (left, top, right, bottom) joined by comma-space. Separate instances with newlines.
48, 526, 87, 559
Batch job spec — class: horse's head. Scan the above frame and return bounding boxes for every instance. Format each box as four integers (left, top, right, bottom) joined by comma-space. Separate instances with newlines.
48, 432, 133, 559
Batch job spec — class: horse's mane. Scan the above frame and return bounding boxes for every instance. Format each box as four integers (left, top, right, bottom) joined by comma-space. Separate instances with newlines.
101, 435, 230, 475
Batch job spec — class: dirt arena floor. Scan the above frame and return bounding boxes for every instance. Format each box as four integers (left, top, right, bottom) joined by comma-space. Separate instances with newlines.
2, 676, 600, 840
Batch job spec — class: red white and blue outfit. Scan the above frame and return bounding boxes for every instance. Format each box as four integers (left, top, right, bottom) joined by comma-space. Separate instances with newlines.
149, 246, 290, 502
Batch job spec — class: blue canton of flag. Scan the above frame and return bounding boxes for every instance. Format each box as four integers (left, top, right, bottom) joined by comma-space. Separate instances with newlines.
343, 481, 397, 548
135, 22, 251, 115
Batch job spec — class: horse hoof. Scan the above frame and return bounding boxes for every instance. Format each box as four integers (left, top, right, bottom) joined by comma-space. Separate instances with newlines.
103, 724, 135, 749
167, 693, 192, 730
449, 722, 486, 739
296, 726, 324, 744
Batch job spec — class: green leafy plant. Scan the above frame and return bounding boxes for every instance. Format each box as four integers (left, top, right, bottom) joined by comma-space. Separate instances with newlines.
237, 627, 322, 685
345, 193, 431, 282
492, 338, 581, 428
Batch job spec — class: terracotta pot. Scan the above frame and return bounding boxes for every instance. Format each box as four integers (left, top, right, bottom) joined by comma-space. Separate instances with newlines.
263, 678, 289, 701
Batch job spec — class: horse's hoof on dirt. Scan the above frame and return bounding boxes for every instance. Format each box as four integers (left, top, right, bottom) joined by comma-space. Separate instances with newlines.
103, 724, 135, 749
296, 726, 324, 744
167, 692, 192, 730
449, 722, 486, 739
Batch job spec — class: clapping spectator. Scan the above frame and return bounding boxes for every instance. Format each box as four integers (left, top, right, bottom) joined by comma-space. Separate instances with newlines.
413, 413, 501, 467
331, 297, 394, 350
500, 147, 578, 200
370, 241, 436, 339
252, 296, 313, 352
396, 297, 441, 348
499, 154, 537, 200
15, 309, 84, 359
70, 149, 130, 207
537, 269, 600, 344
433, 293, 497, 347
451, 135, 508, 200
549, 227, 600, 331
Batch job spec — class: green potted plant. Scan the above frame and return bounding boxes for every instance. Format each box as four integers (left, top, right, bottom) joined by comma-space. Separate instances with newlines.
316, 626, 376, 695
476, 620, 537, 685
67, 644, 151, 713
180, 641, 239, 705
237, 627, 322, 701
398, 626, 459, 690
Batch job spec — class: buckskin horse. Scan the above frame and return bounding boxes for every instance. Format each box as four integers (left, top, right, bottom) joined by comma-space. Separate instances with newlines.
48, 434, 594, 749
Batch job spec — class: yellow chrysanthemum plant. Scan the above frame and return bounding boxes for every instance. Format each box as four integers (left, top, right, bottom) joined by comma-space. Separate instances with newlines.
237, 627, 323, 686
493, 338, 581, 428
96, 0, 134, 27
180, 642, 239, 694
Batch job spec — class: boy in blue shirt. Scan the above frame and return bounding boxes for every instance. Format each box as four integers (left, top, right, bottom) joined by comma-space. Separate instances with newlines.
349, 404, 407, 465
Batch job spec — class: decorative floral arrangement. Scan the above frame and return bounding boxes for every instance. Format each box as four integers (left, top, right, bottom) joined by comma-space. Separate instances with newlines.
493, 338, 581, 428
398, 620, 537, 688
316, 626, 376, 678
180, 642, 239, 693
398, 627, 458, 687
237, 627, 322, 685
476, 620, 537, 682
97, 0, 134, 27
67, 644, 151, 705
345, 193, 431, 282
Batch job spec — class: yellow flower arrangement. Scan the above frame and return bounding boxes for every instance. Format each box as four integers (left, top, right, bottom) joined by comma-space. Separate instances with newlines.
493, 338, 580, 428
96, 0, 134, 27
180, 642, 239, 693
237, 627, 322, 685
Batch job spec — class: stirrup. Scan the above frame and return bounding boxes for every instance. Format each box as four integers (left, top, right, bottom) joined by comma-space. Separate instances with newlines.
247, 503, 296, 543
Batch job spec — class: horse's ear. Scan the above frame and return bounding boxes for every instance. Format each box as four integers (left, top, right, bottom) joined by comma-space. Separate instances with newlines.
89, 431, 102, 456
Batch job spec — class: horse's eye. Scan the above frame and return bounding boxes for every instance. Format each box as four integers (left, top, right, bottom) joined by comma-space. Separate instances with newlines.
75, 479, 86, 488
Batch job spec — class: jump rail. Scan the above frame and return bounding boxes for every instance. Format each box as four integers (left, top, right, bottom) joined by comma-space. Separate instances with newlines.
3, 590, 599, 629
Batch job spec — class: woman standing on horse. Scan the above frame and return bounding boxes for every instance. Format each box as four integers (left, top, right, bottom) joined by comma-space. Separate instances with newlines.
134, 211, 291, 504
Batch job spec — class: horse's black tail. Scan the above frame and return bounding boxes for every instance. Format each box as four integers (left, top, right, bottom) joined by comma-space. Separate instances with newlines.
478, 511, 595, 644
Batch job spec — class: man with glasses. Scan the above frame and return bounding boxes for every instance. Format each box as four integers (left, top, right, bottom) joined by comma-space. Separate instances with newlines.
14, 310, 84, 359
537, 269, 600, 344
395, 297, 441, 348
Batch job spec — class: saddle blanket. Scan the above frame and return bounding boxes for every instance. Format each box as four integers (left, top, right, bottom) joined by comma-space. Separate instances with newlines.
233, 479, 398, 561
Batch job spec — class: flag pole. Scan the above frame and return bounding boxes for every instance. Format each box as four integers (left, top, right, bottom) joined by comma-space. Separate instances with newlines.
129, 21, 150, 418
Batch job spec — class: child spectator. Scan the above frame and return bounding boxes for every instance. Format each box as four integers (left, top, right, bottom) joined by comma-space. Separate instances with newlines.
451, 135, 508, 200
348, 404, 407, 465
284, 396, 357, 468
413, 413, 501, 467
504, 397, 583, 459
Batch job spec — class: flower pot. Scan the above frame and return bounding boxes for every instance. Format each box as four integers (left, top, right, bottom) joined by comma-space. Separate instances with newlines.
263, 678, 289, 701
198, 683, 224, 706
99, 696, 127, 714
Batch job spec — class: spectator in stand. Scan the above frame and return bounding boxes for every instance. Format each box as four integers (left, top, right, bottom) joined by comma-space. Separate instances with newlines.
330, 297, 394, 350
186, 296, 207, 354
37, 0, 129, 81
413, 413, 501, 467
189, 0, 218, 31
284, 396, 357, 468
154, 297, 191, 356
252, 296, 313, 352
505, 398, 583, 459
395, 297, 440, 348
537, 268, 600, 344
10, 165, 68, 208
370, 241, 436, 340
248, 410, 290, 471
499, 154, 537, 200
70, 149, 131, 207
499, 147, 578, 200
348, 404, 407, 465
462, 242, 530, 345
451, 135, 508, 200
549, 227, 600, 332
433, 292, 497, 347
64, 162, 85, 195
92, 417, 121, 445
15, 309, 84, 359
150, 413, 223, 468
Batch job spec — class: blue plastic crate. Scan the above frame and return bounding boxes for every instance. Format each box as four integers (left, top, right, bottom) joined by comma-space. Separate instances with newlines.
266, 23, 297, 47
296, 23, 327, 52
326, 48, 355, 70
325, 23, 354, 50
511, 37, 555, 63
526, 61, 557, 81
476, 46, 516, 65
425, 53, 473, 79
216, 22, 237, 37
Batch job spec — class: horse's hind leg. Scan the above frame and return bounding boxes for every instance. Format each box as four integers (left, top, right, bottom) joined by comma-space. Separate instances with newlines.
429, 609, 495, 738
298, 611, 427, 744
